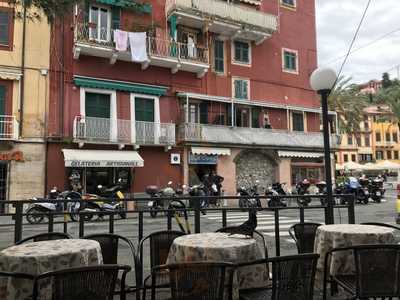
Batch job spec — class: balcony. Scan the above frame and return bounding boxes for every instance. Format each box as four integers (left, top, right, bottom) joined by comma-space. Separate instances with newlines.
0, 115, 19, 141
179, 123, 339, 149
166, 0, 278, 44
73, 116, 175, 147
73, 23, 209, 78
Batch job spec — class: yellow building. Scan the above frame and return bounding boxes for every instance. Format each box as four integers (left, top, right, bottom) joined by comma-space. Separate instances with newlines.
0, 3, 50, 205
336, 105, 400, 166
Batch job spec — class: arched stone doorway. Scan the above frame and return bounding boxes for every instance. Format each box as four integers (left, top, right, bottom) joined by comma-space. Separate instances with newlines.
234, 149, 278, 191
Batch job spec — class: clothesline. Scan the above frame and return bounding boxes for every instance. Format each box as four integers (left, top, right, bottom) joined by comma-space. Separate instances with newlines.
114, 30, 148, 62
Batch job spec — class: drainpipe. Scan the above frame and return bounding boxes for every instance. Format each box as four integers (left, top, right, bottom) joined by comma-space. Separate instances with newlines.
19, 3, 27, 138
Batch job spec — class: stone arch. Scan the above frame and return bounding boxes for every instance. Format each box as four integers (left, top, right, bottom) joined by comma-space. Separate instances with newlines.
234, 149, 278, 191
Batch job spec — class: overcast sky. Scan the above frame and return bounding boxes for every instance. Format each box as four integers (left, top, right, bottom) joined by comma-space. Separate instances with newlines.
316, 0, 400, 84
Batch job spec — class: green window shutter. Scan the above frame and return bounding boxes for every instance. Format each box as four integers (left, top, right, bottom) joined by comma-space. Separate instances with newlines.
85, 93, 111, 118
0, 86, 5, 115
234, 80, 241, 98
234, 42, 241, 61
227, 103, 232, 126
243, 44, 249, 63
251, 107, 260, 128
0, 12, 9, 45
199, 102, 208, 124
214, 40, 224, 73
84, 0, 90, 23
135, 98, 154, 122
111, 6, 121, 30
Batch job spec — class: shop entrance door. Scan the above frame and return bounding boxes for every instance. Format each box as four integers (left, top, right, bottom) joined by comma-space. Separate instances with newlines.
0, 163, 7, 213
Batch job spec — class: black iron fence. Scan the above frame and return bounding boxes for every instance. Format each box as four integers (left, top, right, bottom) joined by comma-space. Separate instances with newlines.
2, 194, 356, 256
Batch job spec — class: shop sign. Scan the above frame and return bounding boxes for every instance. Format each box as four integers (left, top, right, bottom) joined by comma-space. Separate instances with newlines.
66, 160, 142, 168
188, 153, 218, 165
0, 151, 24, 162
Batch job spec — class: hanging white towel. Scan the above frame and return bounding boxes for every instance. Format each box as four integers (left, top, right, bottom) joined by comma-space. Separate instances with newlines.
114, 30, 128, 52
187, 37, 195, 58
128, 32, 148, 63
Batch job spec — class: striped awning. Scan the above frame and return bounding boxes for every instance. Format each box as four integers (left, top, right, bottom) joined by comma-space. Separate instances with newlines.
192, 147, 231, 156
278, 151, 324, 158
95, 0, 152, 13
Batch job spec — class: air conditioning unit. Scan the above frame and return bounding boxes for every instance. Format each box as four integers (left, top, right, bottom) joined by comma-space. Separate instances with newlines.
170, 153, 181, 165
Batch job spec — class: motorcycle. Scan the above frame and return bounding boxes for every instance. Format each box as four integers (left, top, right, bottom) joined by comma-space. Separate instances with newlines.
369, 178, 385, 203
345, 177, 369, 204
146, 181, 176, 218
266, 183, 287, 207
26, 188, 82, 224
91, 179, 127, 219
237, 184, 261, 209
187, 184, 208, 215
296, 179, 312, 206
316, 181, 328, 205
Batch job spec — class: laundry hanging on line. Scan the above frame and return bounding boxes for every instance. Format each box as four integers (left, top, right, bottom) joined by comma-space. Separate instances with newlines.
114, 30, 128, 52
128, 32, 148, 63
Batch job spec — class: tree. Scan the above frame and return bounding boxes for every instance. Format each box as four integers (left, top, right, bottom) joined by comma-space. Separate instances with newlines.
327, 76, 368, 133
382, 72, 392, 89
374, 83, 400, 124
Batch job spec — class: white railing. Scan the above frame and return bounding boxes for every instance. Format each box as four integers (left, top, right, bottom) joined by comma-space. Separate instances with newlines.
74, 22, 114, 47
0, 115, 18, 140
179, 123, 338, 148
73, 116, 175, 146
166, 0, 278, 32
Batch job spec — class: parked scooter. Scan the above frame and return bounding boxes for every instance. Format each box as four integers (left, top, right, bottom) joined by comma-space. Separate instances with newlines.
26, 188, 82, 224
296, 179, 312, 206
316, 181, 328, 205
266, 183, 287, 207
237, 183, 261, 209
146, 181, 176, 218
369, 177, 385, 203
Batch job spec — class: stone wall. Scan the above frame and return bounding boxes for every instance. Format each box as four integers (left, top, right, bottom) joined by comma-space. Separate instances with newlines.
234, 149, 278, 192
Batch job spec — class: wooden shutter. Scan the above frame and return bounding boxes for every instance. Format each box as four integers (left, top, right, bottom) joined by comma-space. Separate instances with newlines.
85, 93, 110, 118
135, 98, 154, 122
214, 40, 224, 72
111, 6, 121, 30
0, 86, 5, 116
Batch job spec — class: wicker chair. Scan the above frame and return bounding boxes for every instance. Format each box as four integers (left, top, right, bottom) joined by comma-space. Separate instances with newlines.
216, 226, 269, 259
83, 233, 140, 299
288, 222, 322, 253
153, 262, 235, 300
238, 253, 319, 300
138, 230, 186, 300
16, 232, 72, 245
323, 244, 400, 300
32, 264, 131, 300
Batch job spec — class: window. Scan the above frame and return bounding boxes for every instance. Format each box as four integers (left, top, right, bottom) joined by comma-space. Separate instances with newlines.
334, 154, 338, 162
251, 107, 261, 128
364, 134, 370, 147
281, 0, 296, 8
347, 135, 353, 145
0, 85, 5, 115
356, 135, 362, 146
135, 97, 154, 122
282, 49, 298, 73
214, 40, 224, 73
89, 5, 111, 42
359, 154, 373, 162
233, 78, 249, 100
85, 92, 111, 118
386, 132, 391, 142
188, 103, 199, 124
363, 116, 369, 130
0, 8, 13, 50
393, 132, 398, 143
387, 151, 392, 160
395, 151, 399, 160
376, 132, 381, 142
351, 154, 356, 162
235, 107, 250, 127
233, 40, 250, 65
344, 154, 348, 162
292, 112, 304, 132
376, 151, 383, 160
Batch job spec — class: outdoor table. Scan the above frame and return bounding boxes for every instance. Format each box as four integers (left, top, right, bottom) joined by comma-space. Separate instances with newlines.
314, 224, 396, 289
167, 232, 269, 300
0, 239, 103, 300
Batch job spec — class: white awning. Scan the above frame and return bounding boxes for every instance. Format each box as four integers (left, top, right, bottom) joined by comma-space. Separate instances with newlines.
191, 147, 231, 156
278, 151, 324, 158
62, 149, 144, 168
0, 71, 21, 80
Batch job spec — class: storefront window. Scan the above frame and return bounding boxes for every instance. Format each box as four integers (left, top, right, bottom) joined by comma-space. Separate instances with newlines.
291, 166, 322, 185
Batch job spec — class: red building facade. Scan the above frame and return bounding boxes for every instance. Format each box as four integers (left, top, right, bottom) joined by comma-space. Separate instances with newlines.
47, 0, 336, 199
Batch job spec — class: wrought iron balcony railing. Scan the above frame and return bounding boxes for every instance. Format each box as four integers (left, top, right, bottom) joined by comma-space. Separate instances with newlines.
0, 115, 19, 140
73, 116, 175, 146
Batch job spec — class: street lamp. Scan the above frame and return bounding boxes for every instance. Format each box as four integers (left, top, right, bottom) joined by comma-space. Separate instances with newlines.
310, 67, 337, 224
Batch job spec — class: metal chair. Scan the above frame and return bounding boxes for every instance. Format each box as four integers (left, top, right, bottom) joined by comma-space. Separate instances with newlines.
216, 226, 269, 259
288, 222, 322, 253
15, 232, 72, 245
323, 244, 400, 300
83, 233, 140, 300
238, 253, 319, 300
32, 264, 131, 300
138, 230, 186, 300
153, 262, 235, 300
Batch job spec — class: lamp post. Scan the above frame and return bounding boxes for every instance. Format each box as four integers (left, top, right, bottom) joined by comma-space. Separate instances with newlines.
310, 68, 337, 225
